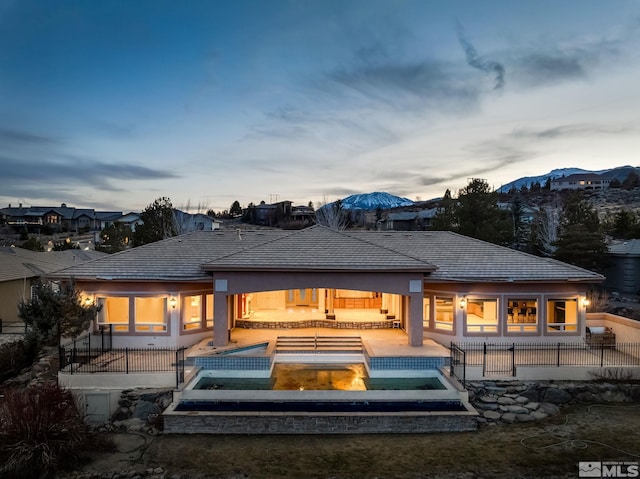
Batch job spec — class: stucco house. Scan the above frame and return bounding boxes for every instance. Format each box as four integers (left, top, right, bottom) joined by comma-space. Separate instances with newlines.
51, 226, 604, 350
0, 247, 106, 328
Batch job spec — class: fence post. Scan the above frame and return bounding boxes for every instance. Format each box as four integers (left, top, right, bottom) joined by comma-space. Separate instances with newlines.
600, 343, 605, 367
482, 343, 487, 377
0, 318, 2, 333
511, 343, 516, 377
557, 343, 561, 367
125, 348, 129, 374
450, 342, 454, 378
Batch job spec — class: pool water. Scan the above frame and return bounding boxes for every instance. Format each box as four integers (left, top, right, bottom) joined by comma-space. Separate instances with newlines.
193, 363, 447, 391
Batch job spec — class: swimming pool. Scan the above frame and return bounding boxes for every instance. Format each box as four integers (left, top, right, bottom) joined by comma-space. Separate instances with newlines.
191, 363, 449, 391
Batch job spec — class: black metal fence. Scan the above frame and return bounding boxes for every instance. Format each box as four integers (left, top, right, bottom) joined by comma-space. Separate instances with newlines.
60, 324, 113, 352
450, 342, 467, 388
59, 343, 187, 388
450, 341, 640, 381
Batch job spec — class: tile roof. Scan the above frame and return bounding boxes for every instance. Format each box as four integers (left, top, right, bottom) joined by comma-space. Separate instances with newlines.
0, 247, 107, 282
50, 226, 604, 283
609, 239, 640, 256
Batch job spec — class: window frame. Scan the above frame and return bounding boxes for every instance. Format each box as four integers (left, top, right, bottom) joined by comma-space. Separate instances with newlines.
95, 295, 171, 336
180, 292, 214, 334
504, 297, 540, 336
463, 297, 500, 336
545, 297, 580, 335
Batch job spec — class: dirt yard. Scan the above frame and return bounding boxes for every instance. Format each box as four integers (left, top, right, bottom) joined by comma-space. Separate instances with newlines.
68, 402, 640, 479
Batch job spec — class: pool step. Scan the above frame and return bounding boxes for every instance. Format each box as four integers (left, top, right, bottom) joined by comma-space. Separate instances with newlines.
276, 336, 362, 353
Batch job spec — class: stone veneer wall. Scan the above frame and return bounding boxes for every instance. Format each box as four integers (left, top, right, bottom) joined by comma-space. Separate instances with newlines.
235, 319, 394, 329
163, 411, 478, 434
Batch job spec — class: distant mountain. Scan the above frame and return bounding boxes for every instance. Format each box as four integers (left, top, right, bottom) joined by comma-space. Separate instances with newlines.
331, 192, 414, 211
497, 165, 639, 193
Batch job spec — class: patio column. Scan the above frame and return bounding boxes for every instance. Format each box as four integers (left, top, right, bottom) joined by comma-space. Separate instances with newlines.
407, 280, 424, 347
213, 279, 229, 347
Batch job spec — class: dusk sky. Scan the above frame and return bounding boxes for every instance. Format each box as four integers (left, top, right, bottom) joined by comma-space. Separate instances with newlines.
1, 1, 639, 213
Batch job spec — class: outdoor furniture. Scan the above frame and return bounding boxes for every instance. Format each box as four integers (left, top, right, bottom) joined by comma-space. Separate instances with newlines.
586, 326, 616, 348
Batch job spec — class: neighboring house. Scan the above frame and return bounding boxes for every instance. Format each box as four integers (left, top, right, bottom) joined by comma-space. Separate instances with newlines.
174, 210, 221, 232
378, 208, 438, 231
550, 174, 611, 191
0, 203, 123, 233
0, 247, 107, 326
50, 226, 603, 350
604, 239, 640, 294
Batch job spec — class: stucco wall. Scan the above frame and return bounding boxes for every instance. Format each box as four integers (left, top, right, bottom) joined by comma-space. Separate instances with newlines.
0, 278, 32, 324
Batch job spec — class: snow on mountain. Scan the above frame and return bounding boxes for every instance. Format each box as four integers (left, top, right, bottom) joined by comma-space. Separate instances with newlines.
327, 192, 414, 211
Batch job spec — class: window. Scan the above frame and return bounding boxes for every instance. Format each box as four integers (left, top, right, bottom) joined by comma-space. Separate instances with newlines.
183, 295, 202, 330
182, 294, 214, 331
506, 299, 538, 333
205, 294, 214, 328
466, 298, 498, 333
434, 296, 454, 331
98, 297, 130, 332
134, 297, 167, 332
423, 296, 431, 329
547, 299, 578, 332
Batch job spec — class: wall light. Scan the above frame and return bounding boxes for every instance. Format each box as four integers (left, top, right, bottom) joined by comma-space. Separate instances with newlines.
84, 297, 93, 306
169, 297, 177, 309
581, 297, 590, 308
459, 297, 467, 309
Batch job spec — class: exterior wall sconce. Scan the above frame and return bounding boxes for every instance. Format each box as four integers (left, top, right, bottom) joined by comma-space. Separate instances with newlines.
459, 297, 467, 309
170, 297, 177, 309
84, 296, 93, 306
581, 297, 590, 308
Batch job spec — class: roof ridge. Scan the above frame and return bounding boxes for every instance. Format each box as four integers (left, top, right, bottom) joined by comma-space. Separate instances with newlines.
335, 228, 437, 268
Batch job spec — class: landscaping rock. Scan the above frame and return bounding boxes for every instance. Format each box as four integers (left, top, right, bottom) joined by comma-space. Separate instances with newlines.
531, 411, 549, 420
479, 395, 498, 403
524, 401, 539, 410
515, 396, 529, 404
132, 400, 161, 420
515, 413, 535, 422
501, 413, 516, 423
497, 396, 516, 405
538, 403, 560, 416
542, 387, 572, 404
483, 410, 502, 420
505, 405, 529, 414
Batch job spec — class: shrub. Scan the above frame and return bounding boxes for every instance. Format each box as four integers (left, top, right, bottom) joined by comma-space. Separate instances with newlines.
0, 383, 107, 478
0, 336, 39, 383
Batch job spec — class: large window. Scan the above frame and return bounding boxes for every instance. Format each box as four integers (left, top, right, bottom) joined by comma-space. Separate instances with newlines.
182, 293, 214, 331
547, 299, 578, 332
134, 297, 168, 332
97, 297, 130, 332
423, 297, 431, 329
507, 299, 538, 333
466, 298, 498, 334
434, 296, 454, 331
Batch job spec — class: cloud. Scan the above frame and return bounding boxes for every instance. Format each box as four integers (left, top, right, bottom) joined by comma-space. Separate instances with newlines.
455, 21, 505, 91
509, 123, 635, 140
0, 127, 60, 146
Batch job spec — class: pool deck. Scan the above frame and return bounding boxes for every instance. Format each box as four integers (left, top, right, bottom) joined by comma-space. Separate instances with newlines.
186, 327, 450, 359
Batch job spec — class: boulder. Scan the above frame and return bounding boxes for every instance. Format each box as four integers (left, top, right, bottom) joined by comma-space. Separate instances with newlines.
497, 397, 516, 405
506, 405, 529, 414
542, 387, 572, 404
501, 413, 516, 423
483, 410, 502, 420
531, 411, 549, 420
524, 401, 539, 411
132, 400, 161, 420
515, 413, 535, 422
538, 403, 560, 416
479, 395, 498, 403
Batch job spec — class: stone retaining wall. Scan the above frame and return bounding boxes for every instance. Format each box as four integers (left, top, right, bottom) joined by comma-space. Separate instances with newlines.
235, 319, 394, 329
163, 410, 478, 434
469, 379, 640, 426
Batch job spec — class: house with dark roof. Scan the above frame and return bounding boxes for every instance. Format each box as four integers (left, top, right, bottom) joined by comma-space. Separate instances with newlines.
0, 203, 123, 233
51, 226, 604, 350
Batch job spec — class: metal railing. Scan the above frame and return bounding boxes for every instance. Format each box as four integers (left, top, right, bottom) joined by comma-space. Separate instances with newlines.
60, 324, 113, 352
451, 341, 640, 378
450, 342, 467, 388
59, 341, 187, 388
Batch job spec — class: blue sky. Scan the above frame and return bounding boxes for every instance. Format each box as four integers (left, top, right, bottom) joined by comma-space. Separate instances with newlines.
1, 1, 639, 213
